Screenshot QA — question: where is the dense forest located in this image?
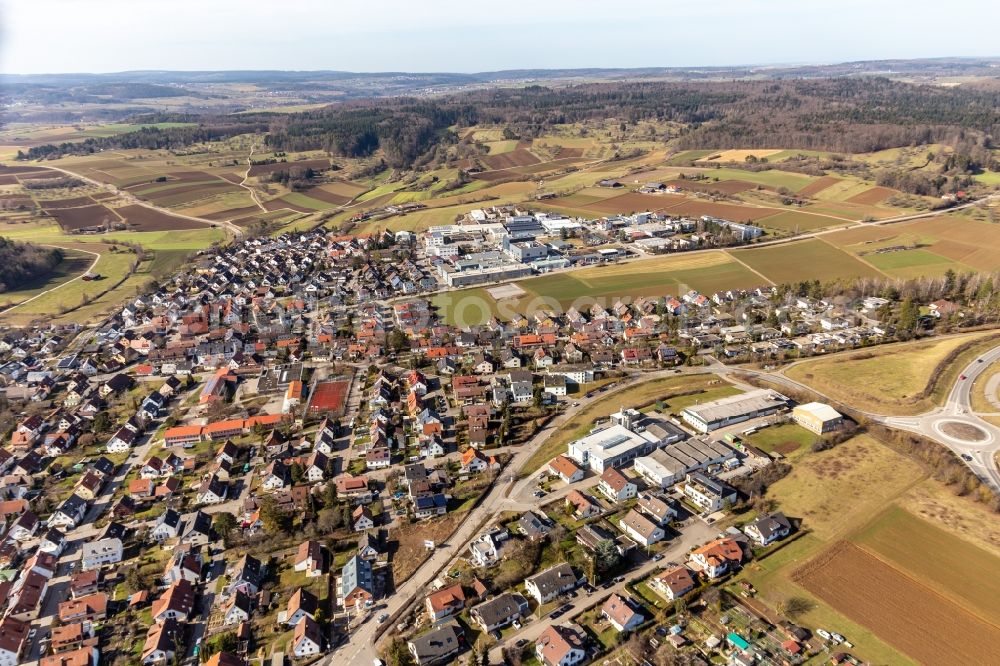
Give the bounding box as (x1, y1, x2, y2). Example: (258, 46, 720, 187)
(19, 77, 1000, 168)
(0, 237, 64, 293)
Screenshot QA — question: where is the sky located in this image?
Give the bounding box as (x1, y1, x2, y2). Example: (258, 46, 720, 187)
(1, 0, 999, 75)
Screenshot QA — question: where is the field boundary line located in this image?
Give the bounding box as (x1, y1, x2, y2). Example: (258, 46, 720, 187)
(724, 250, 776, 286)
(816, 237, 893, 279)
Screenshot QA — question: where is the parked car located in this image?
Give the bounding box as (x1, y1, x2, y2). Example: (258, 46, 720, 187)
(817, 629, 832, 641)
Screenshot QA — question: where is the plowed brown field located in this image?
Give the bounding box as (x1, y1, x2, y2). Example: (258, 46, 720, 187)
(795, 541, 999, 665)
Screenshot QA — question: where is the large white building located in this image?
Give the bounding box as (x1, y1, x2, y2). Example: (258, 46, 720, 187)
(81, 537, 123, 571)
(681, 389, 788, 433)
(567, 408, 667, 473)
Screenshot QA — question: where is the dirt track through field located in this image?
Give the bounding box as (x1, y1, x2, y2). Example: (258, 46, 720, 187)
(795, 541, 1000, 665)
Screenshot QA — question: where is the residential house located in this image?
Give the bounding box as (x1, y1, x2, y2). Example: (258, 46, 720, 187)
(525, 563, 578, 605)
(425, 584, 465, 624)
(535, 624, 588, 666)
(619, 509, 665, 547)
(469, 593, 528, 633)
(649, 566, 696, 602)
(601, 593, 644, 633)
(293, 540, 324, 577)
(598, 468, 636, 503)
(291, 616, 323, 658)
(407, 623, 464, 666)
(743, 512, 792, 546)
(688, 538, 744, 579)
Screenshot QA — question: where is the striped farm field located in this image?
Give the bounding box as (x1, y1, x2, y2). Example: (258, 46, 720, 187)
(728, 238, 884, 284)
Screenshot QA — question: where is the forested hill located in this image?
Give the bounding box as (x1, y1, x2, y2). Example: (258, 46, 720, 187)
(0, 238, 64, 293)
(20, 77, 1000, 167)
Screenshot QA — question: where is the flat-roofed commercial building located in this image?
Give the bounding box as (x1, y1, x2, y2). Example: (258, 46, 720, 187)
(681, 389, 787, 433)
(792, 402, 843, 434)
(634, 438, 736, 489)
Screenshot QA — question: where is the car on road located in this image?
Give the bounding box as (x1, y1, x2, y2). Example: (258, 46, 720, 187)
(377, 613, 389, 623)
(960, 374, 967, 380)
(549, 610, 563, 620)
(652, 554, 664, 561)
(613, 576, 625, 584)
(560, 604, 573, 613)
(961, 453, 974, 461)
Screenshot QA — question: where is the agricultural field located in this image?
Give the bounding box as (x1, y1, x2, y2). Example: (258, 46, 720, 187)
(443, 251, 764, 325)
(728, 238, 884, 284)
(0, 247, 94, 307)
(696, 149, 785, 163)
(851, 506, 1000, 625)
(683, 167, 816, 192)
(48, 204, 121, 231)
(737, 433, 925, 665)
(862, 247, 967, 278)
(784, 330, 1000, 415)
(755, 210, 847, 233)
(795, 541, 999, 665)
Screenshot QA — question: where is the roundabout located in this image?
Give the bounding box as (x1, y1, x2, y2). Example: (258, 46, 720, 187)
(935, 419, 991, 444)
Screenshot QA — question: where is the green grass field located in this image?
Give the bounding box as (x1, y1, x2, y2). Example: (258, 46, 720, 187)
(693, 167, 815, 192)
(728, 239, 884, 284)
(745, 423, 816, 457)
(0, 248, 93, 306)
(784, 330, 1000, 415)
(756, 210, 848, 232)
(863, 248, 967, 278)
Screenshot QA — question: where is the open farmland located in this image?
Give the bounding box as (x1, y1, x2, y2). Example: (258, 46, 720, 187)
(661, 199, 784, 222)
(852, 506, 1000, 625)
(795, 541, 999, 665)
(117, 205, 211, 231)
(247, 158, 330, 177)
(48, 204, 120, 231)
(518, 251, 763, 308)
(863, 248, 966, 278)
(797, 175, 843, 197)
(664, 179, 754, 194)
(683, 167, 816, 192)
(785, 330, 1000, 415)
(573, 192, 685, 214)
(755, 210, 848, 232)
(728, 238, 884, 284)
(697, 149, 784, 163)
(38, 196, 96, 210)
(846, 186, 896, 205)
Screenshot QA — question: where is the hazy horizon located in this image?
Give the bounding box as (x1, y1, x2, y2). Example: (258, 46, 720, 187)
(2, 0, 999, 76)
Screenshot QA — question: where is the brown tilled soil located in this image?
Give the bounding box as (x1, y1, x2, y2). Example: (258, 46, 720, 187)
(795, 541, 1000, 665)
(798, 175, 842, 197)
(39, 197, 96, 210)
(49, 204, 120, 230)
(247, 158, 330, 178)
(117, 204, 209, 230)
(847, 186, 896, 205)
